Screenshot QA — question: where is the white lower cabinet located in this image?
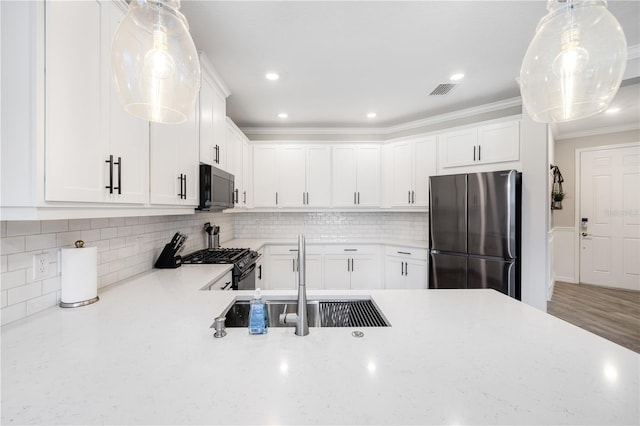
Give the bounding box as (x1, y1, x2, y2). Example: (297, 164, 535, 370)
(324, 245, 382, 289)
(263, 245, 323, 290)
(260, 243, 425, 290)
(384, 246, 428, 289)
(204, 270, 233, 291)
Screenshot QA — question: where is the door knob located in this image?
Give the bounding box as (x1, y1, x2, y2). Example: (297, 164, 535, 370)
(581, 232, 588, 237)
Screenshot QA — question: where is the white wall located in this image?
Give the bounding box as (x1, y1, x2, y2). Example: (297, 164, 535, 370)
(0, 212, 233, 325)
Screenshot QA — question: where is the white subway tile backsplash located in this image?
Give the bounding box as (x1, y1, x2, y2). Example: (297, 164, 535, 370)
(56, 231, 82, 248)
(25, 233, 58, 251)
(1, 290, 6, 308)
(1, 236, 26, 255)
(0, 221, 6, 238)
(41, 220, 68, 233)
(108, 217, 125, 227)
(100, 227, 118, 240)
(42, 276, 61, 294)
(124, 217, 139, 226)
(80, 229, 101, 243)
(8, 282, 42, 305)
(68, 219, 92, 231)
(1, 256, 7, 273)
(1, 303, 26, 325)
(90, 218, 109, 229)
(6, 221, 41, 236)
(26, 292, 58, 316)
(1, 270, 27, 290)
(7, 250, 40, 272)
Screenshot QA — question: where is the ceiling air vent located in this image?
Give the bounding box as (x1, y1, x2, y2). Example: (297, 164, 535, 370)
(429, 83, 457, 96)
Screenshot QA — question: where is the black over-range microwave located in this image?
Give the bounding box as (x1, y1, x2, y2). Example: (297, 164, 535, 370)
(197, 164, 235, 211)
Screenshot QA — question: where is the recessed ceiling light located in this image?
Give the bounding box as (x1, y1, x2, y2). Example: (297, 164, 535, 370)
(605, 107, 621, 114)
(449, 73, 465, 81)
(367, 112, 377, 119)
(265, 72, 279, 81)
(278, 113, 288, 118)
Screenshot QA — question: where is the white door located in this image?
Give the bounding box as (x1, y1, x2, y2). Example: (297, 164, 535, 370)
(350, 255, 382, 289)
(355, 146, 381, 207)
(404, 259, 427, 289)
(414, 137, 437, 207)
(45, 0, 107, 203)
(253, 146, 279, 207)
(477, 121, 520, 164)
(199, 74, 216, 165)
(177, 108, 200, 206)
(306, 146, 332, 207)
(242, 140, 252, 207)
(391, 141, 413, 207)
(278, 146, 306, 207)
(268, 255, 297, 290)
(384, 256, 405, 289)
(324, 256, 351, 289)
(580, 145, 640, 291)
(332, 147, 357, 207)
(305, 254, 324, 289)
(438, 128, 477, 168)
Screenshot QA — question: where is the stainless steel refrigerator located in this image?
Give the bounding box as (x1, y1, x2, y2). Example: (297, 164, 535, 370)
(429, 170, 521, 299)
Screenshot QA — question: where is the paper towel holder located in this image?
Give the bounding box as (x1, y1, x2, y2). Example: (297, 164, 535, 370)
(59, 241, 100, 308)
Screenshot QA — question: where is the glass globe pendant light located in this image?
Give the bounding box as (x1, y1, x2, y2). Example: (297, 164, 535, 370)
(520, 0, 627, 123)
(111, 0, 201, 124)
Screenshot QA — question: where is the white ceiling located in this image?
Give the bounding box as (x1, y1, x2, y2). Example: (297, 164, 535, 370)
(181, 1, 640, 136)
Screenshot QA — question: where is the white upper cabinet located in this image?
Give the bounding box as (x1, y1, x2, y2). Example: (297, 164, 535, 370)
(390, 136, 436, 208)
(45, 1, 149, 205)
(149, 107, 199, 206)
(198, 54, 229, 169)
(438, 120, 520, 169)
(332, 145, 381, 207)
(241, 139, 252, 207)
(252, 144, 331, 208)
(305, 146, 332, 207)
(253, 146, 280, 207)
(278, 146, 307, 207)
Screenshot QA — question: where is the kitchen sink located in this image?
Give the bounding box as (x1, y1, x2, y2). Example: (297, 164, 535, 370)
(217, 297, 390, 328)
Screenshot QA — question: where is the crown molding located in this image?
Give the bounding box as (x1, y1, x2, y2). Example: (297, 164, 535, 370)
(241, 97, 522, 137)
(555, 122, 640, 140)
(628, 44, 640, 60)
(199, 52, 231, 97)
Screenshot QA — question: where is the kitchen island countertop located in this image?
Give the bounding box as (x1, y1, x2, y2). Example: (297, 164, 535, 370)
(1, 266, 638, 425)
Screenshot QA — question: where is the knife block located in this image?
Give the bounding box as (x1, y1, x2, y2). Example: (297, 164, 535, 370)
(154, 244, 182, 269)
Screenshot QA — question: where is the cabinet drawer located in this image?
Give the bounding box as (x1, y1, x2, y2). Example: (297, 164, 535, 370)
(385, 246, 428, 259)
(204, 270, 233, 291)
(324, 244, 379, 255)
(268, 244, 323, 255)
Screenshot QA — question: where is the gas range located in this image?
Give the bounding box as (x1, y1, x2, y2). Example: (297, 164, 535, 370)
(181, 248, 260, 290)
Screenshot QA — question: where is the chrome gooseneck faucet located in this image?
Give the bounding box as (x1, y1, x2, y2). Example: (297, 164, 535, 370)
(279, 234, 309, 336)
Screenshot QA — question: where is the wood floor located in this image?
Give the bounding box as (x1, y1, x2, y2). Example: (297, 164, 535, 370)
(548, 281, 640, 354)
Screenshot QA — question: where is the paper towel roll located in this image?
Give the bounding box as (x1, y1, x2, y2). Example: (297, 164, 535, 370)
(60, 246, 99, 308)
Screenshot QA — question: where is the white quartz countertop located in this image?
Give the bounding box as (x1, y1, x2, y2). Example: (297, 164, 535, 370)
(2, 266, 638, 425)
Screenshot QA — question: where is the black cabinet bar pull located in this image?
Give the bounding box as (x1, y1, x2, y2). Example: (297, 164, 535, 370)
(411, 191, 415, 204)
(354, 192, 357, 205)
(177, 174, 183, 198)
(408, 191, 411, 204)
(243, 190, 247, 204)
(478, 145, 481, 162)
(400, 262, 404, 276)
(357, 192, 360, 205)
(306, 192, 309, 205)
(114, 156, 122, 195)
(222, 281, 232, 290)
(105, 155, 114, 194)
(275, 192, 278, 205)
(183, 175, 187, 199)
(397, 251, 411, 255)
(351, 258, 355, 272)
(473, 146, 476, 162)
(405, 262, 408, 276)
(344, 249, 357, 252)
(258, 265, 262, 280)
(235, 188, 239, 204)
(303, 192, 306, 204)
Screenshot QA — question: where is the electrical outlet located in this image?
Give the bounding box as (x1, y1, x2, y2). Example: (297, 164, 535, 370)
(33, 253, 50, 280)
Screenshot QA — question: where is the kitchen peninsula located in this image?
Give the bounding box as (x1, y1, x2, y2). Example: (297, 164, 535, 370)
(1, 265, 638, 425)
